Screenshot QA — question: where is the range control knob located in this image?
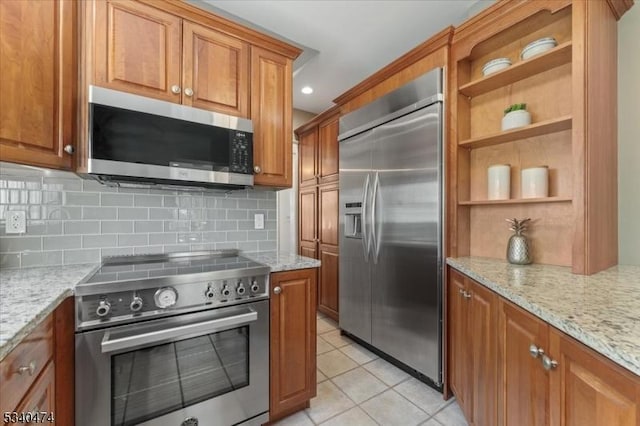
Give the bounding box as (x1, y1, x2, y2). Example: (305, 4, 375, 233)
(96, 300, 111, 317)
(250, 280, 260, 293)
(236, 281, 246, 296)
(205, 285, 216, 300)
(221, 285, 231, 298)
(130, 296, 143, 312)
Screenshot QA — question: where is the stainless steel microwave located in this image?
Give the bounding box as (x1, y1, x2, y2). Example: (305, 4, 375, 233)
(84, 86, 254, 191)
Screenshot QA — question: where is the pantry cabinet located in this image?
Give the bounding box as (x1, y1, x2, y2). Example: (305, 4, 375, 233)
(297, 113, 340, 188)
(448, 266, 640, 426)
(269, 269, 317, 422)
(0, 0, 77, 170)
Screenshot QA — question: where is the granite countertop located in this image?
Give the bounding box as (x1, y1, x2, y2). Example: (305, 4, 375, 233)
(0, 263, 98, 361)
(244, 251, 321, 272)
(447, 256, 640, 377)
(0, 251, 319, 361)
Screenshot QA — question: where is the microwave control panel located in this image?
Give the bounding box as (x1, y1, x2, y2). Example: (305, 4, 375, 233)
(230, 131, 253, 174)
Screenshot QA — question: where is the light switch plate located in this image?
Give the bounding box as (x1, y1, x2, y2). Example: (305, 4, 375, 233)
(7, 211, 26, 234)
(254, 213, 264, 230)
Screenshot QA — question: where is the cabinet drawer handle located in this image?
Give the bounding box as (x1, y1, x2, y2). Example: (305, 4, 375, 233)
(541, 354, 558, 370)
(171, 85, 181, 94)
(254, 165, 262, 174)
(462, 291, 472, 299)
(64, 144, 75, 155)
(184, 88, 194, 97)
(273, 286, 282, 295)
(529, 344, 544, 359)
(458, 289, 465, 295)
(17, 361, 36, 376)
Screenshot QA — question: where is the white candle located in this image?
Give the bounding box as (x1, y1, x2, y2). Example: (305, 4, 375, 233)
(487, 164, 511, 200)
(521, 166, 549, 198)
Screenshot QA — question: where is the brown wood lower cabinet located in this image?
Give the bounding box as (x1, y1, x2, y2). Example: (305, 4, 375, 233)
(448, 266, 640, 426)
(0, 297, 74, 425)
(270, 268, 317, 422)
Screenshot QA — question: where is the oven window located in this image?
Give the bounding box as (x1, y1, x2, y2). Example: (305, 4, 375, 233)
(111, 326, 249, 426)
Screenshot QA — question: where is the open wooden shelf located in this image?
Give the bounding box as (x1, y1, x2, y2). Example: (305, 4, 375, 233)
(459, 41, 572, 97)
(459, 115, 572, 149)
(459, 196, 572, 206)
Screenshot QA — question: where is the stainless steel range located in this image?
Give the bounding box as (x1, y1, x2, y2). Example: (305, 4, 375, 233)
(74, 250, 270, 426)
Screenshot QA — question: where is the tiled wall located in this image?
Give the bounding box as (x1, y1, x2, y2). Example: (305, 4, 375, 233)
(0, 162, 277, 268)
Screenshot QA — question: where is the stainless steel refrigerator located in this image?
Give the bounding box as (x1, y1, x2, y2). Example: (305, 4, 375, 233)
(338, 68, 443, 387)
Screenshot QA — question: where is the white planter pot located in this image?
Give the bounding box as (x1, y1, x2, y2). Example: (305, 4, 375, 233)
(502, 110, 531, 131)
(487, 164, 511, 200)
(521, 166, 549, 198)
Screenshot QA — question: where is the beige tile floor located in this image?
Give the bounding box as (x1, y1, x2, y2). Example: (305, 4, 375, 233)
(274, 314, 469, 426)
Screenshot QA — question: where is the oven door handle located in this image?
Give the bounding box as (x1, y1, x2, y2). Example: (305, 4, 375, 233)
(100, 308, 257, 354)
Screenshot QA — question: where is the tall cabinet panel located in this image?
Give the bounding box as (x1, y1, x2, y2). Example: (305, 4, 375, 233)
(0, 0, 76, 170)
(182, 21, 249, 117)
(93, 0, 182, 102)
(298, 187, 318, 260)
(318, 183, 339, 320)
(251, 46, 293, 187)
(318, 118, 339, 183)
(299, 128, 318, 187)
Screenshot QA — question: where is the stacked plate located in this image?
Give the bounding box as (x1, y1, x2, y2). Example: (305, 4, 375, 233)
(521, 37, 557, 60)
(482, 58, 512, 76)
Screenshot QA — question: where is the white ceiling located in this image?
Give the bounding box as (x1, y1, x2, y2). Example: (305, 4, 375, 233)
(195, 1, 493, 114)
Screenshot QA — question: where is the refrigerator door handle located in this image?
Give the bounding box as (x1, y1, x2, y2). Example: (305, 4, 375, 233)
(362, 174, 371, 261)
(372, 172, 380, 264)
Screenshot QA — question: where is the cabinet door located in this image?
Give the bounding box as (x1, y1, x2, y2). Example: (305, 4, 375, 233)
(318, 117, 339, 183)
(498, 300, 549, 426)
(299, 128, 318, 187)
(447, 269, 471, 419)
(93, 0, 182, 102)
(298, 186, 317, 257)
(549, 328, 640, 426)
(182, 21, 249, 117)
(15, 362, 55, 425)
(318, 246, 339, 321)
(0, 0, 76, 170)
(469, 279, 497, 426)
(270, 269, 317, 421)
(251, 46, 293, 187)
(319, 183, 339, 247)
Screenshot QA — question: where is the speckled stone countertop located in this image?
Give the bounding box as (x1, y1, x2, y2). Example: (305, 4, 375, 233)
(244, 251, 321, 272)
(447, 256, 640, 376)
(0, 264, 98, 361)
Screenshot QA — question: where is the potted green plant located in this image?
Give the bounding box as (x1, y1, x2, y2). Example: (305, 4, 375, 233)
(501, 103, 531, 131)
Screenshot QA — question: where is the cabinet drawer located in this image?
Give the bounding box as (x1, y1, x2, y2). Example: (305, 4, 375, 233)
(14, 361, 55, 426)
(0, 315, 54, 413)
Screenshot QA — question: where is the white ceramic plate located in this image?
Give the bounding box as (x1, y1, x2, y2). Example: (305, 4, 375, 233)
(482, 58, 512, 76)
(521, 37, 557, 60)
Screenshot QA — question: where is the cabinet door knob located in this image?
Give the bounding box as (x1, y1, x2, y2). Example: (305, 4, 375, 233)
(171, 85, 181, 94)
(458, 288, 465, 295)
(17, 361, 36, 376)
(273, 286, 282, 295)
(254, 165, 262, 174)
(463, 291, 472, 299)
(529, 344, 544, 359)
(64, 144, 75, 154)
(541, 354, 558, 370)
(184, 88, 194, 97)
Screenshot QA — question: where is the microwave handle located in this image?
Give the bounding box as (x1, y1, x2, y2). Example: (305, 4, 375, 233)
(101, 308, 257, 354)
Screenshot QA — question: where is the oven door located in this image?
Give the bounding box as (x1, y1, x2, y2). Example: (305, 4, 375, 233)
(76, 300, 269, 426)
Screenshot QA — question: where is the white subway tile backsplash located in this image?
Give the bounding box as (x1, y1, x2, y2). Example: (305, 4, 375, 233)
(0, 236, 42, 252)
(0, 162, 276, 268)
(43, 235, 81, 250)
(64, 221, 100, 234)
(102, 221, 134, 234)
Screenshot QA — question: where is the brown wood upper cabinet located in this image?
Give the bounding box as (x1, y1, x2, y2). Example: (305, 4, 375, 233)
(92, 0, 249, 117)
(298, 115, 340, 187)
(270, 269, 317, 422)
(0, 0, 76, 170)
(299, 128, 319, 187)
(251, 46, 293, 187)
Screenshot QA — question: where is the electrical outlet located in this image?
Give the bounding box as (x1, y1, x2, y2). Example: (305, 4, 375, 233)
(7, 211, 26, 234)
(254, 213, 264, 230)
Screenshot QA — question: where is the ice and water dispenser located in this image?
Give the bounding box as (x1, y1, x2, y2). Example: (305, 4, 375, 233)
(344, 202, 363, 238)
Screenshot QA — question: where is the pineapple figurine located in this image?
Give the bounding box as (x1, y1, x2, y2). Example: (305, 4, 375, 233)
(506, 218, 532, 265)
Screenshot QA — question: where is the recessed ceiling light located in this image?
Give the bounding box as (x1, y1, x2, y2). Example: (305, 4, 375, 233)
(301, 86, 313, 95)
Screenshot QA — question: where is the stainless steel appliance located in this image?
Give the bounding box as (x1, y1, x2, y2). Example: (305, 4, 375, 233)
(75, 250, 270, 426)
(338, 68, 444, 387)
(84, 86, 254, 191)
